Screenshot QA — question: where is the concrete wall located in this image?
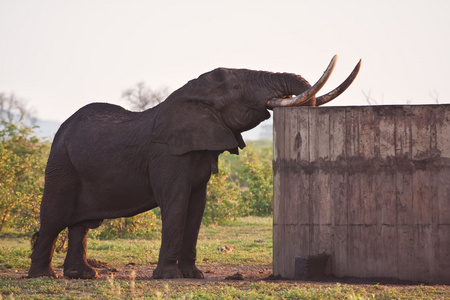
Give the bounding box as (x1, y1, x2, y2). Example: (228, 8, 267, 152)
(273, 105, 450, 284)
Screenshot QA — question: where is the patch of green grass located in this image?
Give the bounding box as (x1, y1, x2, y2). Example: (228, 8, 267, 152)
(0, 239, 32, 269)
(197, 216, 272, 266)
(88, 239, 161, 266)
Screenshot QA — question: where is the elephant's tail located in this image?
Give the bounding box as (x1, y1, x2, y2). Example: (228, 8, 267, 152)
(30, 231, 39, 251)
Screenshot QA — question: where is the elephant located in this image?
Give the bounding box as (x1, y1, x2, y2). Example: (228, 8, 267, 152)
(27, 55, 360, 279)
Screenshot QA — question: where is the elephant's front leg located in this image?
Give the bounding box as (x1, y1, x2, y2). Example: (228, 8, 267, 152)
(178, 184, 207, 279)
(152, 192, 189, 279)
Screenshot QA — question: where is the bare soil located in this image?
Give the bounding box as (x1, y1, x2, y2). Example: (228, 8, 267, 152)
(2, 260, 273, 282)
(97, 264, 273, 281)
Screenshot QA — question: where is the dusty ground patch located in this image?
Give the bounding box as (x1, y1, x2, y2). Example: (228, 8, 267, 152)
(1, 261, 273, 282)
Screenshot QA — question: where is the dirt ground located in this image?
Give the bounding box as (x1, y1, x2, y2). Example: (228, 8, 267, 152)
(2, 259, 273, 282)
(91, 260, 273, 281)
(99, 264, 272, 281)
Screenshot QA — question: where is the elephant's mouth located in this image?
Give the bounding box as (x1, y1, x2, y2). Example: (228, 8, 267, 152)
(234, 106, 271, 133)
(267, 55, 361, 109)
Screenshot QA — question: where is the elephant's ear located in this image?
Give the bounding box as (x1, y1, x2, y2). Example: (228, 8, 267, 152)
(152, 100, 245, 155)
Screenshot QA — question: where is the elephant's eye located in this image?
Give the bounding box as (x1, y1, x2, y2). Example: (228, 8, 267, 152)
(234, 85, 240, 90)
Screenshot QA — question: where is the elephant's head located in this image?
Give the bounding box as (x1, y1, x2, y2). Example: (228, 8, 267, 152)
(154, 55, 360, 155)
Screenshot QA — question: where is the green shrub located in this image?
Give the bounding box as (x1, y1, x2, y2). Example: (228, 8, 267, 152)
(205, 167, 242, 225)
(0, 120, 48, 234)
(203, 140, 273, 225)
(240, 149, 273, 216)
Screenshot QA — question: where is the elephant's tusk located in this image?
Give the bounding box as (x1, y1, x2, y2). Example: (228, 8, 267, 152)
(314, 59, 361, 106)
(267, 55, 337, 108)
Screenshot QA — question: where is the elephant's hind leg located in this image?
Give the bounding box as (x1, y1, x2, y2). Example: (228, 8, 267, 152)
(28, 228, 62, 278)
(63, 224, 98, 279)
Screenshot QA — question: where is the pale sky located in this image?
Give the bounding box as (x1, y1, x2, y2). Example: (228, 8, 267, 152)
(1, 0, 449, 122)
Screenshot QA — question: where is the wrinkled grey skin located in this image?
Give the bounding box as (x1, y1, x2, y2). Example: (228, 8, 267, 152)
(27, 68, 312, 279)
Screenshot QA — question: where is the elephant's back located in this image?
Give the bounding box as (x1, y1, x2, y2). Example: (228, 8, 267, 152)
(48, 103, 157, 170)
(53, 103, 150, 141)
(62, 102, 135, 126)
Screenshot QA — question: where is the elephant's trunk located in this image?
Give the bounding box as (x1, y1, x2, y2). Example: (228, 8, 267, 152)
(267, 55, 361, 109)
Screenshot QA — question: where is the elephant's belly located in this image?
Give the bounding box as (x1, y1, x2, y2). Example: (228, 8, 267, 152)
(76, 181, 157, 220)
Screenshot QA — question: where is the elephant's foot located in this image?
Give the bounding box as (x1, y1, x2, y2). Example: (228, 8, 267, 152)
(152, 263, 183, 279)
(63, 263, 98, 279)
(179, 263, 204, 279)
(27, 263, 58, 278)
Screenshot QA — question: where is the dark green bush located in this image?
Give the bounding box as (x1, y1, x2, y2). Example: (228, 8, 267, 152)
(204, 140, 273, 224)
(0, 120, 48, 234)
(204, 167, 242, 225)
